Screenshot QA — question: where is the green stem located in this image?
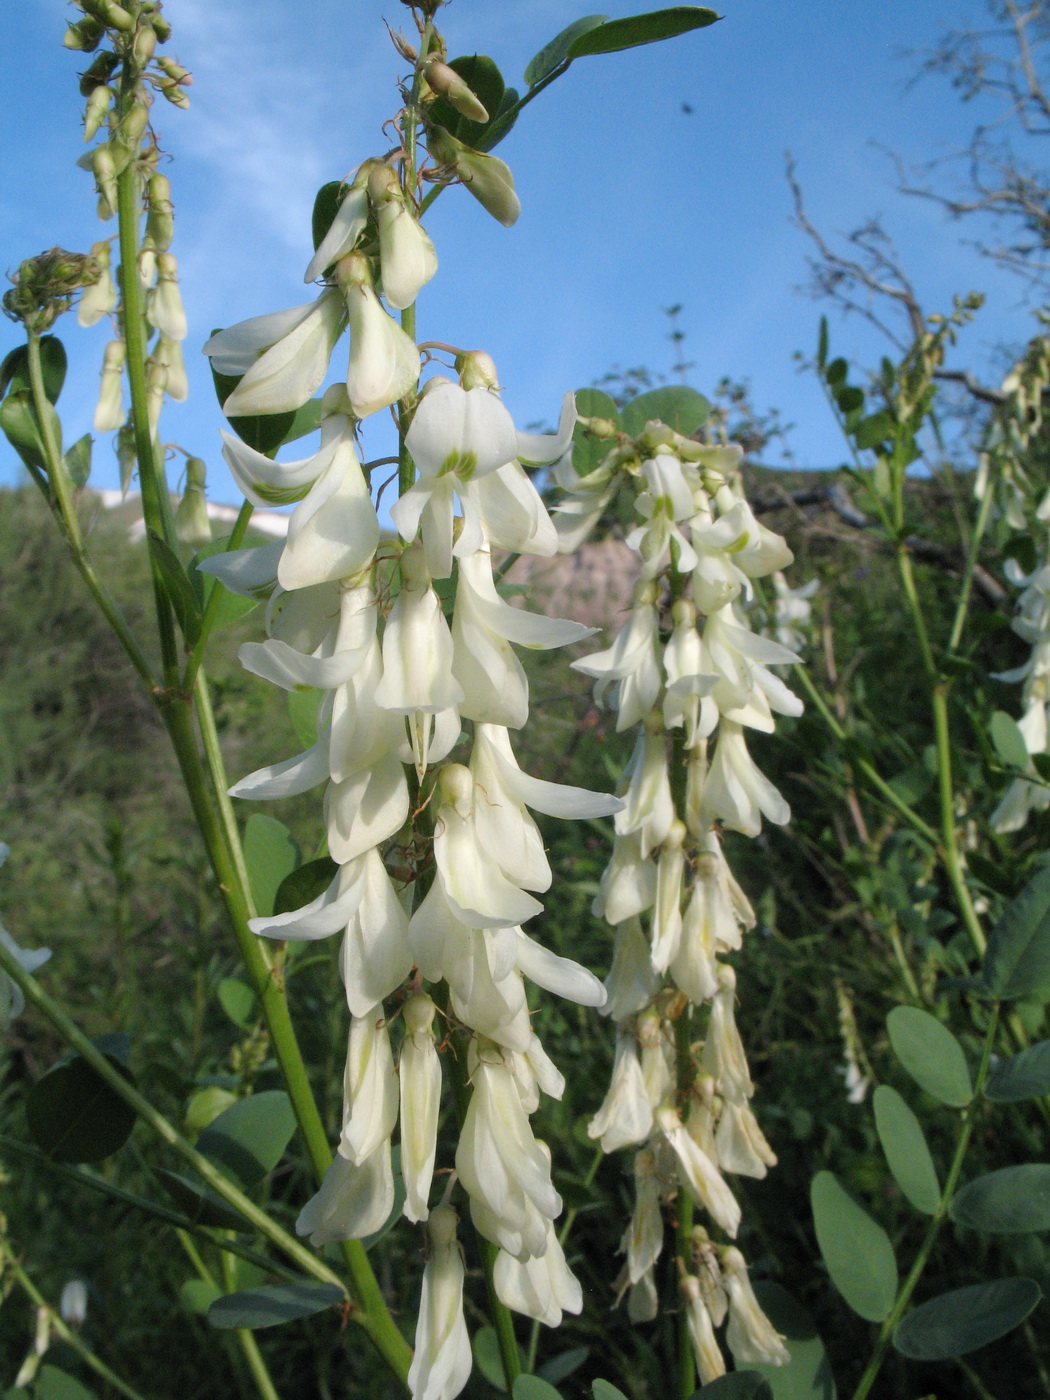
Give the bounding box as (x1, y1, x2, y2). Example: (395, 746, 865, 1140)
(793, 663, 938, 845)
(850, 1002, 1000, 1400)
(182, 498, 256, 693)
(932, 683, 986, 957)
(193, 667, 259, 918)
(896, 546, 937, 682)
(220, 1234, 283, 1400)
(24, 331, 156, 691)
(1, 1247, 151, 1400)
(0, 936, 345, 1289)
(947, 474, 994, 656)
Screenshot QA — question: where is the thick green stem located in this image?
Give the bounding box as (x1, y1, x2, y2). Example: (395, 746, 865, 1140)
(850, 1003, 1000, 1400)
(0, 937, 344, 1289)
(24, 331, 156, 691)
(896, 546, 937, 683)
(1, 1247, 150, 1400)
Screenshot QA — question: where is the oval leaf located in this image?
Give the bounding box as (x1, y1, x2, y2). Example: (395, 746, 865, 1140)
(512, 1378, 563, 1400)
(26, 1048, 136, 1164)
(429, 55, 507, 150)
(274, 856, 338, 917)
(217, 978, 257, 1031)
(991, 710, 1030, 770)
(950, 1164, 1050, 1234)
(312, 180, 346, 253)
(243, 814, 299, 918)
(196, 1090, 297, 1190)
(567, 7, 719, 59)
(620, 385, 711, 437)
(893, 1278, 1041, 1360)
(63, 433, 92, 488)
(35, 1367, 98, 1400)
(592, 1384, 630, 1400)
(985, 1039, 1050, 1102)
(474, 1325, 509, 1392)
(886, 1006, 972, 1107)
(525, 16, 608, 86)
(180, 1278, 222, 1316)
(537, 1350, 589, 1387)
(0, 336, 67, 402)
(748, 1282, 837, 1400)
(982, 864, 1050, 1002)
(208, 1281, 344, 1330)
(811, 1171, 897, 1321)
(873, 1085, 941, 1215)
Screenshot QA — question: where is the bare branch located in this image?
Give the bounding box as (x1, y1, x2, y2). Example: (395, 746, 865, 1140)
(933, 367, 1008, 403)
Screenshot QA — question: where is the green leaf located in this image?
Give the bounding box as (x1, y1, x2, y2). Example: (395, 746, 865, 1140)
(180, 1278, 222, 1315)
(273, 856, 338, 917)
(210, 362, 302, 457)
(281, 396, 325, 446)
(592, 1383, 630, 1400)
(688, 1375, 772, 1399)
(886, 1006, 973, 1106)
(985, 1039, 1050, 1102)
(217, 977, 257, 1031)
(0, 337, 67, 402)
(893, 1278, 1042, 1360)
(991, 710, 1030, 769)
(0, 389, 61, 472)
(429, 55, 508, 151)
(26, 1044, 136, 1164)
(63, 434, 92, 488)
(570, 386, 621, 476)
(147, 530, 203, 647)
(982, 864, 1050, 1002)
(35, 1367, 98, 1400)
(835, 385, 864, 414)
(873, 1085, 941, 1215)
(287, 687, 324, 748)
(816, 317, 828, 371)
(853, 410, 895, 451)
(825, 357, 848, 389)
(208, 1281, 344, 1330)
(536, 1349, 588, 1387)
(620, 385, 711, 437)
(184, 1084, 238, 1134)
(525, 16, 608, 85)
(747, 1282, 837, 1400)
(474, 1326, 509, 1392)
(312, 180, 347, 253)
(950, 1164, 1050, 1234)
(811, 1171, 897, 1321)
(196, 1090, 297, 1190)
(513, 1378, 563, 1400)
(566, 7, 719, 59)
(155, 1169, 246, 1230)
(243, 813, 299, 918)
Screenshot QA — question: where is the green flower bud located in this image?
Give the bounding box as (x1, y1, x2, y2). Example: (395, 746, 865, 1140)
(133, 22, 157, 67)
(101, 2, 134, 32)
(83, 85, 113, 142)
(116, 421, 136, 495)
(456, 349, 499, 390)
(92, 145, 118, 219)
(145, 172, 174, 250)
(175, 457, 212, 548)
(79, 50, 120, 96)
(427, 126, 519, 227)
(156, 56, 192, 86)
(64, 18, 104, 52)
(423, 57, 489, 123)
(151, 14, 172, 42)
(112, 100, 149, 167)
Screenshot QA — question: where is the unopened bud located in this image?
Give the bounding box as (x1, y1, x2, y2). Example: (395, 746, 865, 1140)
(94, 340, 126, 433)
(83, 85, 113, 142)
(403, 992, 437, 1037)
(145, 173, 174, 249)
(91, 145, 118, 219)
(152, 14, 171, 41)
(388, 28, 417, 63)
(59, 1281, 88, 1330)
(133, 22, 157, 67)
(578, 414, 617, 440)
(437, 763, 474, 817)
(145, 357, 167, 434)
(79, 49, 120, 96)
(101, 2, 134, 31)
(156, 56, 193, 86)
(64, 18, 104, 51)
(112, 101, 149, 167)
(175, 457, 212, 548)
(116, 422, 136, 495)
(427, 127, 519, 227)
(456, 349, 499, 391)
(334, 250, 374, 293)
(156, 77, 190, 109)
(424, 58, 489, 123)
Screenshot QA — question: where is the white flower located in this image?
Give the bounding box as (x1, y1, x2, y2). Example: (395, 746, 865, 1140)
(663, 599, 718, 746)
(696, 720, 791, 837)
(619, 1148, 664, 1283)
(399, 993, 442, 1223)
(572, 581, 662, 731)
(772, 571, 819, 652)
(296, 1144, 394, 1245)
(338, 1008, 399, 1166)
(147, 252, 187, 342)
(326, 750, 409, 863)
(602, 917, 659, 1021)
(0, 845, 51, 1033)
(153, 335, 188, 402)
(656, 1105, 740, 1238)
(588, 1032, 652, 1152)
(370, 163, 438, 310)
(78, 242, 116, 327)
(456, 1041, 562, 1260)
(408, 1205, 473, 1400)
(637, 1009, 675, 1110)
(59, 1281, 88, 1329)
(337, 252, 421, 418)
(553, 459, 619, 554)
(494, 1220, 582, 1326)
(650, 820, 686, 973)
(204, 291, 346, 417)
(337, 850, 412, 1016)
(626, 453, 699, 578)
(94, 340, 126, 432)
(702, 964, 753, 1102)
(723, 1247, 790, 1367)
(593, 834, 656, 928)
(304, 178, 370, 284)
(615, 724, 675, 858)
(681, 1275, 727, 1385)
(715, 1099, 777, 1179)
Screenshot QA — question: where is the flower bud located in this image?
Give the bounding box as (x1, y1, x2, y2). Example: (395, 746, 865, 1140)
(111, 101, 149, 171)
(152, 334, 187, 400)
(424, 58, 489, 122)
(133, 22, 157, 67)
(152, 14, 172, 41)
(428, 126, 520, 227)
(175, 457, 212, 549)
(83, 85, 113, 142)
(456, 349, 499, 390)
(59, 1281, 88, 1330)
(157, 56, 193, 86)
(77, 241, 117, 327)
(92, 145, 118, 220)
(94, 340, 126, 432)
(146, 173, 174, 250)
(79, 50, 120, 96)
(148, 251, 187, 341)
(64, 18, 104, 51)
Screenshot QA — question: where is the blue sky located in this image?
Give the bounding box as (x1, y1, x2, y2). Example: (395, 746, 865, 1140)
(1, 0, 1035, 502)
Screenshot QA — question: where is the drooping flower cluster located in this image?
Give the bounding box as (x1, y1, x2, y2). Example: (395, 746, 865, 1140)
(203, 166, 626, 1394)
(555, 424, 795, 1380)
